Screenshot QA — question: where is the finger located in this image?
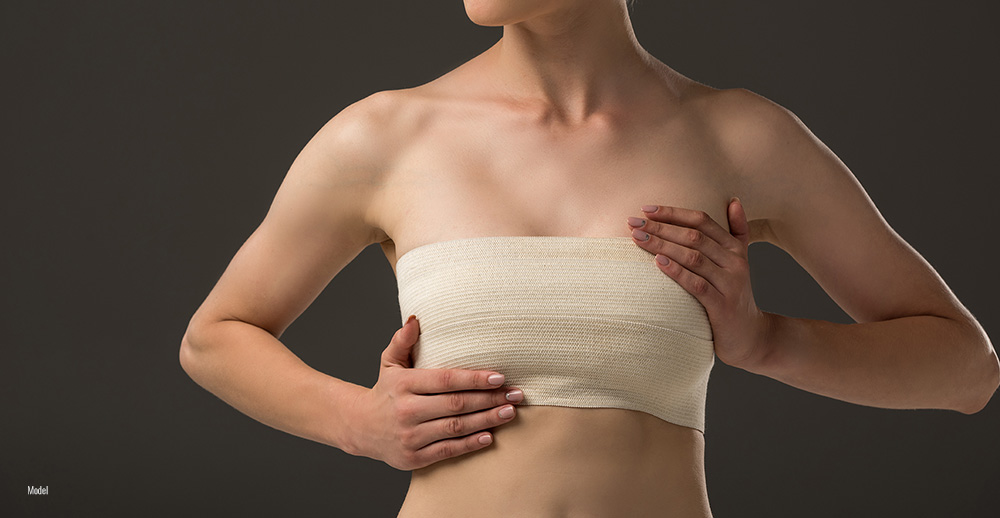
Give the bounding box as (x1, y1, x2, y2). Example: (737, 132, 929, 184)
(728, 197, 750, 249)
(404, 367, 508, 395)
(417, 401, 517, 448)
(410, 386, 523, 423)
(410, 401, 516, 454)
(640, 204, 742, 252)
(381, 314, 420, 369)
(409, 428, 496, 469)
(628, 216, 733, 268)
(634, 228, 730, 292)
(653, 253, 723, 308)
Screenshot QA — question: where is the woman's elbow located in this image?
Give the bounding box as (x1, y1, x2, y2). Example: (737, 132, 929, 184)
(179, 330, 201, 380)
(957, 349, 1000, 415)
(178, 318, 212, 379)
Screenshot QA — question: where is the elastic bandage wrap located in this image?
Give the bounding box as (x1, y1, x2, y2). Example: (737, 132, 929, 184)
(396, 236, 716, 433)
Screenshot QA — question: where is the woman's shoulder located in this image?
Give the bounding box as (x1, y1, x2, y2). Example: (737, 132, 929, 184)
(645, 66, 798, 148)
(330, 88, 430, 145)
(312, 86, 447, 183)
(696, 86, 804, 151)
(338, 85, 463, 151)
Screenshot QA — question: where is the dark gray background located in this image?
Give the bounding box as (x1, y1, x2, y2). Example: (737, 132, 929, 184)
(4, 1, 998, 516)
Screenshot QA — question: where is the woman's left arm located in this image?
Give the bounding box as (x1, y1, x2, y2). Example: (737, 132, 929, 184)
(631, 89, 998, 414)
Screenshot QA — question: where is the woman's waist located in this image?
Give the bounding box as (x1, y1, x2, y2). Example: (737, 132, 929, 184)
(401, 406, 711, 517)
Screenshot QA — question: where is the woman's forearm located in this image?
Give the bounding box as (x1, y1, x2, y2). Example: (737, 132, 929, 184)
(741, 311, 999, 414)
(179, 319, 368, 454)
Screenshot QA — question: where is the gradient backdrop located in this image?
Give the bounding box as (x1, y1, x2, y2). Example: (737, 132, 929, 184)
(4, 1, 998, 516)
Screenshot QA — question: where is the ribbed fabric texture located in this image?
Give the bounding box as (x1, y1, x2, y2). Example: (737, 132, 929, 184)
(396, 236, 716, 433)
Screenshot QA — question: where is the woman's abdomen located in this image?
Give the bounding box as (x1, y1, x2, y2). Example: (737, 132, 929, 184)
(396, 405, 713, 518)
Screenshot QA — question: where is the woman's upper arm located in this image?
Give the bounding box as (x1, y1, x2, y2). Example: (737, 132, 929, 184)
(725, 89, 970, 324)
(188, 95, 391, 339)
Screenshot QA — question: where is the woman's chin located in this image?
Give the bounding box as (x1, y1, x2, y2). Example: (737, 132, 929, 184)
(463, 0, 545, 27)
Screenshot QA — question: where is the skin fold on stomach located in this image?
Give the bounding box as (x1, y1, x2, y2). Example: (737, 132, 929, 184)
(396, 405, 713, 518)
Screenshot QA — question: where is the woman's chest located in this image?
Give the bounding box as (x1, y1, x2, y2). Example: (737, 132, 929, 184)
(372, 115, 739, 271)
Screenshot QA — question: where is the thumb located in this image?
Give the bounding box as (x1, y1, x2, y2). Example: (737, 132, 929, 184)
(381, 314, 420, 369)
(728, 197, 750, 247)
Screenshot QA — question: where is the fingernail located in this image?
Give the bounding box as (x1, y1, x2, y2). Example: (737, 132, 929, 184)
(478, 433, 493, 445)
(641, 205, 658, 212)
(488, 373, 505, 385)
(626, 216, 645, 227)
(406, 314, 416, 325)
(505, 389, 523, 402)
(731, 197, 740, 204)
(632, 229, 650, 241)
(656, 254, 670, 265)
(498, 405, 515, 418)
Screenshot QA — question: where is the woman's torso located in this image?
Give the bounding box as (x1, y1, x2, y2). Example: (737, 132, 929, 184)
(363, 54, 758, 517)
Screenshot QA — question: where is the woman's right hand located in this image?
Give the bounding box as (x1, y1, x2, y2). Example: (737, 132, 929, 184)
(347, 315, 524, 471)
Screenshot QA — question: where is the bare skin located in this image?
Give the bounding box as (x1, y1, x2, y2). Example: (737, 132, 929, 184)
(180, 0, 996, 517)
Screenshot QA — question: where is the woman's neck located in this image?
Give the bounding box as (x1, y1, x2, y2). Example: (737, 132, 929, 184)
(486, 1, 656, 124)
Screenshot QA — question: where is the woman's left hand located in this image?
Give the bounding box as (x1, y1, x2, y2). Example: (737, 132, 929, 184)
(626, 199, 773, 370)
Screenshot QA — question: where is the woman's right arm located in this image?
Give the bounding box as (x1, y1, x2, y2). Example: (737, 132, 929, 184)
(178, 96, 387, 454)
(178, 93, 523, 469)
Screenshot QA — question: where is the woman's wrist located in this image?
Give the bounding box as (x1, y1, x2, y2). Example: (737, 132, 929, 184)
(729, 310, 782, 375)
(323, 378, 371, 456)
